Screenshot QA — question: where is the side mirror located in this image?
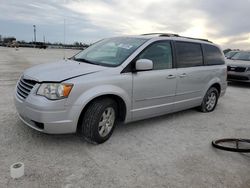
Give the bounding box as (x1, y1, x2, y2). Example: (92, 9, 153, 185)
(135, 59, 153, 71)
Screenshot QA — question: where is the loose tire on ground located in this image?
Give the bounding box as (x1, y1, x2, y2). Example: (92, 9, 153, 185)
(80, 98, 118, 144)
(212, 138, 250, 152)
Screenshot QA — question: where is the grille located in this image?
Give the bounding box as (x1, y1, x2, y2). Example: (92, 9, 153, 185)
(227, 75, 249, 81)
(227, 66, 247, 72)
(16, 77, 37, 100)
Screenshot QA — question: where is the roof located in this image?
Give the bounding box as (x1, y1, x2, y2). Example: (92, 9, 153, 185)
(137, 33, 213, 43)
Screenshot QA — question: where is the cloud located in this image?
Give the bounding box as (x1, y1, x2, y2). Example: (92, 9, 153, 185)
(63, 0, 205, 35)
(0, 0, 249, 49)
(191, 0, 250, 49)
(195, 0, 250, 36)
(0, 0, 107, 43)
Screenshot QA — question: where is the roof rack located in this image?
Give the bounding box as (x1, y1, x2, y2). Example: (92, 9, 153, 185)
(141, 33, 180, 37)
(141, 33, 212, 43)
(179, 36, 212, 43)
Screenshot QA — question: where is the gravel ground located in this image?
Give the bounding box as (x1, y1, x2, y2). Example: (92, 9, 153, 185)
(1, 47, 250, 188)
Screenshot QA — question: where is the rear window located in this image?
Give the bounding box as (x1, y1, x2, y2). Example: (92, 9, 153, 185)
(203, 44, 225, 65)
(175, 42, 203, 68)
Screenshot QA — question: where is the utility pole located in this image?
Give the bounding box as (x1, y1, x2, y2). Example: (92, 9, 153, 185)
(63, 19, 66, 59)
(33, 25, 36, 43)
(63, 19, 66, 47)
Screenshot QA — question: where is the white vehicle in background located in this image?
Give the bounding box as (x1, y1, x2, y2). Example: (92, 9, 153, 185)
(14, 33, 227, 144)
(227, 51, 250, 82)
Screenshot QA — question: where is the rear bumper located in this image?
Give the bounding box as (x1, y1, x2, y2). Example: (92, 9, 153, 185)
(14, 91, 81, 134)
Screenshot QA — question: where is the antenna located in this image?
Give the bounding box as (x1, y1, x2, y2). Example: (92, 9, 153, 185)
(63, 18, 66, 60)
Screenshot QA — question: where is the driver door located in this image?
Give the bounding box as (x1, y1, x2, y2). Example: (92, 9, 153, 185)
(132, 41, 177, 121)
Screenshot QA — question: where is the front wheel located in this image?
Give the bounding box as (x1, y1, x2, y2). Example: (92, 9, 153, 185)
(199, 87, 219, 112)
(80, 98, 117, 144)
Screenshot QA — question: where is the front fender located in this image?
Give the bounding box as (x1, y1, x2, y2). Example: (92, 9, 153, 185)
(72, 85, 132, 122)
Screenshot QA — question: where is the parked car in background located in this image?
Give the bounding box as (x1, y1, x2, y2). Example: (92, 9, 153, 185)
(33, 42, 47, 49)
(14, 33, 227, 144)
(227, 51, 250, 82)
(6, 40, 19, 48)
(225, 50, 239, 59)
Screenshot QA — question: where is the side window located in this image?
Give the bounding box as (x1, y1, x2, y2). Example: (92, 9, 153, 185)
(203, 44, 225, 65)
(138, 41, 172, 70)
(175, 42, 203, 68)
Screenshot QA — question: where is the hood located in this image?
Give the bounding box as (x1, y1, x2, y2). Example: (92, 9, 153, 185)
(23, 60, 106, 82)
(226, 59, 250, 67)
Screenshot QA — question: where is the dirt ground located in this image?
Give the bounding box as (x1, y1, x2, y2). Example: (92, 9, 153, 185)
(0, 47, 250, 188)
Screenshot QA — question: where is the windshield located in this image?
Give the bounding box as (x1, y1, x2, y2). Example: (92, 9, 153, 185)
(73, 37, 148, 67)
(231, 51, 250, 61)
(225, 51, 238, 58)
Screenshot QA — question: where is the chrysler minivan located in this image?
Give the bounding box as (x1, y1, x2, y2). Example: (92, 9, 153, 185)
(14, 33, 227, 144)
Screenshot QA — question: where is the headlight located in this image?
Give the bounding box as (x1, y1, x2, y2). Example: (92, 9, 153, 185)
(37, 83, 73, 100)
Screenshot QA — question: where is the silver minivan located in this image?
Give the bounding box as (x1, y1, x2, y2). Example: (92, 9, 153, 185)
(14, 33, 227, 144)
(227, 51, 250, 82)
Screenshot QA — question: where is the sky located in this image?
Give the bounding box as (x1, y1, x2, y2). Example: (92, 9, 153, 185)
(0, 0, 250, 49)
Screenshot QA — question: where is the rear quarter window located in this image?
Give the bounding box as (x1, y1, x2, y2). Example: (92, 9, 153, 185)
(203, 44, 225, 65)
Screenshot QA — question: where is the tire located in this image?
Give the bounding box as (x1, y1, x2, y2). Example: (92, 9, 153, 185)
(80, 98, 117, 144)
(199, 87, 219, 112)
(212, 138, 250, 153)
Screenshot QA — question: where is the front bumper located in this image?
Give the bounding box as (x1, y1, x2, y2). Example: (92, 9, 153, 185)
(227, 71, 250, 82)
(14, 87, 81, 134)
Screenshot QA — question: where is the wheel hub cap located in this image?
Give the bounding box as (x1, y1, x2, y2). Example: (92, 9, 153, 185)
(206, 92, 216, 111)
(98, 107, 115, 137)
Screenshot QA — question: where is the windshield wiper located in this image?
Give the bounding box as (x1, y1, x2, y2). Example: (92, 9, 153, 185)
(73, 58, 97, 64)
(72, 58, 108, 67)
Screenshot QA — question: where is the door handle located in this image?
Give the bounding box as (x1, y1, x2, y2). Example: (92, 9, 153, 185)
(179, 73, 187, 78)
(166, 75, 176, 79)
